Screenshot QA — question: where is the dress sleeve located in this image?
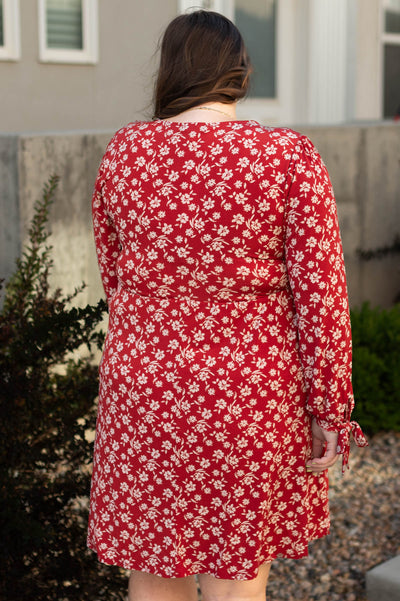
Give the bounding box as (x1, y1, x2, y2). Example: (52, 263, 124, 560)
(284, 134, 368, 470)
(92, 151, 120, 304)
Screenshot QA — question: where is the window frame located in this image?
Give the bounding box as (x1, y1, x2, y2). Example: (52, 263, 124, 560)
(380, 0, 400, 117)
(0, 0, 21, 61)
(177, 0, 294, 125)
(178, 0, 232, 16)
(38, 0, 99, 64)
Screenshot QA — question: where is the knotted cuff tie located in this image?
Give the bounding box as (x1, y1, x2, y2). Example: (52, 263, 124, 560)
(336, 420, 368, 473)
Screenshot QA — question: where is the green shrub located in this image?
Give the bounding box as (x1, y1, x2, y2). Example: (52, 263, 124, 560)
(0, 176, 126, 600)
(351, 302, 400, 434)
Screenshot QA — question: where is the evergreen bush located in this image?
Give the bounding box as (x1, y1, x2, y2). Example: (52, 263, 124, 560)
(351, 302, 400, 434)
(0, 176, 127, 600)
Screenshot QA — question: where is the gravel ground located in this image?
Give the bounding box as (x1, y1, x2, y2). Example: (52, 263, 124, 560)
(265, 431, 400, 601)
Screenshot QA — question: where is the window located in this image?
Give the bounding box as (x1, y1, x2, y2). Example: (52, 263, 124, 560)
(38, 0, 98, 64)
(178, 0, 276, 99)
(382, 0, 400, 118)
(0, 0, 20, 61)
(384, 0, 400, 32)
(0, 1, 3, 47)
(235, 0, 276, 99)
(178, 0, 293, 124)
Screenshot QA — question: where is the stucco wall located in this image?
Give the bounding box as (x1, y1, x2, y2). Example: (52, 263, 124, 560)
(1, 123, 399, 309)
(0, 0, 176, 133)
(0, 0, 385, 133)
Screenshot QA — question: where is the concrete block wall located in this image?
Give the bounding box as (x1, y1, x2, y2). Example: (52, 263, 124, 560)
(302, 123, 400, 308)
(1, 131, 112, 307)
(1, 123, 399, 309)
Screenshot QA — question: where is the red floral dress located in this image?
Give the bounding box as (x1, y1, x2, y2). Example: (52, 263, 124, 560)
(87, 120, 367, 579)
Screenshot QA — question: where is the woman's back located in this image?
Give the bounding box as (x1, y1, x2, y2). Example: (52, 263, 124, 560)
(88, 10, 367, 596)
(88, 119, 357, 578)
(94, 120, 305, 301)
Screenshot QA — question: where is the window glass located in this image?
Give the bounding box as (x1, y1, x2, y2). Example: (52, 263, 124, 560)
(46, 0, 83, 50)
(0, 0, 4, 47)
(235, 0, 276, 98)
(384, 0, 400, 34)
(383, 44, 400, 117)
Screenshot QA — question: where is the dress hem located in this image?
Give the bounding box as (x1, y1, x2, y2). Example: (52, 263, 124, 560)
(87, 527, 330, 580)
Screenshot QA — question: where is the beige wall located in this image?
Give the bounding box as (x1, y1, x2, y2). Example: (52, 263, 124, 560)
(0, 0, 388, 133)
(0, 0, 176, 133)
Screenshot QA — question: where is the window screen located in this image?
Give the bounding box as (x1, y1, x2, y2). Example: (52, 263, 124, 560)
(46, 0, 83, 50)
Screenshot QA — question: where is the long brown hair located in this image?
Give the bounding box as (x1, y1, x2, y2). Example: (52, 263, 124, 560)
(153, 10, 252, 119)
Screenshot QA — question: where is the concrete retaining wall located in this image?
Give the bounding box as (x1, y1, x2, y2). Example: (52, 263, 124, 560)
(1, 123, 399, 308)
(302, 123, 400, 308)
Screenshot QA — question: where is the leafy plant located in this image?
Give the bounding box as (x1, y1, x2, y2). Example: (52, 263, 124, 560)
(0, 176, 127, 600)
(351, 302, 400, 434)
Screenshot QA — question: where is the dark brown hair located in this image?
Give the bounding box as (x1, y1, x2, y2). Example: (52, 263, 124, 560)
(153, 10, 252, 119)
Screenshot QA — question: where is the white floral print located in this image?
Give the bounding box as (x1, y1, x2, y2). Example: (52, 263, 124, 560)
(87, 120, 367, 580)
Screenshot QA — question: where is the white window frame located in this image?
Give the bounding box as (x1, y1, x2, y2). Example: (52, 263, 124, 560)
(178, 0, 294, 125)
(380, 0, 400, 117)
(0, 0, 21, 61)
(38, 0, 98, 64)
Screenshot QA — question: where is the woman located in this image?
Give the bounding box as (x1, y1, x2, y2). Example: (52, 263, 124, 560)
(88, 10, 367, 601)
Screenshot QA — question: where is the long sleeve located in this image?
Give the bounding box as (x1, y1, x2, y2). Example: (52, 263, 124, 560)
(284, 135, 367, 469)
(92, 155, 120, 303)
